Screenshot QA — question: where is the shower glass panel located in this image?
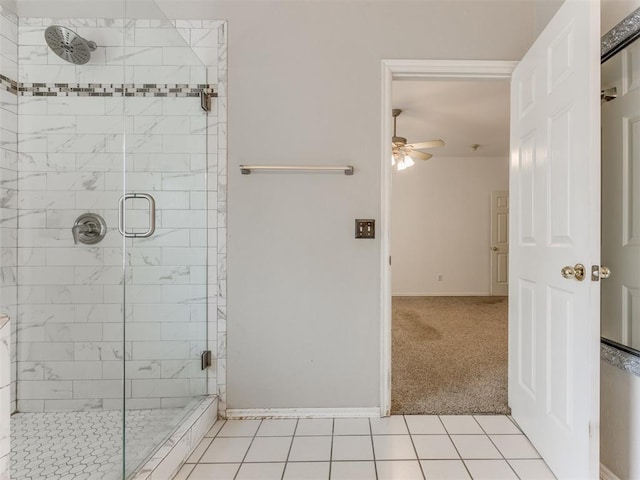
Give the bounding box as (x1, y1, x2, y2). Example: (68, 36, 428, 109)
(8, 0, 209, 477)
(121, 1, 209, 476)
(13, 3, 129, 479)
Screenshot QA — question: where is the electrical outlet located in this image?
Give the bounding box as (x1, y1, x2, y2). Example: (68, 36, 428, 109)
(355, 219, 375, 239)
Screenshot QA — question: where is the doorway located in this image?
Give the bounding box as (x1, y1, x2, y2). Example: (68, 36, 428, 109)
(380, 1, 602, 469)
(389, 78, 511, 414)
(379, 60, 518, 417)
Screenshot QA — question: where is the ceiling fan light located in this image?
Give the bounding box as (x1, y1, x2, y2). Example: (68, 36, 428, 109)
(390, 109, 444, 169)
(404, 155, 415, 167)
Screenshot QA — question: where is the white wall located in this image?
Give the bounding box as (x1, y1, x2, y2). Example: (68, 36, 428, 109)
(0, 0, 15, 14)
(391, 156, 508, 296)
(602, 0, 640, 33)
(16, 0, 537, 411)
(150, 1, 535, 411)
(537, 0, 640, 38)
(533, 0, 563, 37)
(601, 361, 640, 479)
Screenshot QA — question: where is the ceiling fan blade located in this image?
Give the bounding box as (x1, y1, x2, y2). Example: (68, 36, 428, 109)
(409, 150, 433, 161)
(408, 139, 445, 150)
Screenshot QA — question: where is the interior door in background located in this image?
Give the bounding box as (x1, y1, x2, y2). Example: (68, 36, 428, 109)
(509, 0, 600, 478)
(491, 190, 509, 296)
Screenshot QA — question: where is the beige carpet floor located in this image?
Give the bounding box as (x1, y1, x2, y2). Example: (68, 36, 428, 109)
(392, 296, 510, 415)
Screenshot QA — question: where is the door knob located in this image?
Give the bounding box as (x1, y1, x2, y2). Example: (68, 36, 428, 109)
(561, 263, 586, 281)
(591, 265, 611, 281)
(491, 246, 498, 251)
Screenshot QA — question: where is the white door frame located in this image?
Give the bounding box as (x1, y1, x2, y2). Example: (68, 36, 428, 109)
(380, 59, 518, 416)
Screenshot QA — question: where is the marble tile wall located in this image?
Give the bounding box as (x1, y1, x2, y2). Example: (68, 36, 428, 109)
(209, 21, 227, 418)
(132, 396, 218, 479)
(18, 17, 207, 86)
(9, 17, 227, 413)
(1, 314, 11, 480)
(0, 5, 18, 479)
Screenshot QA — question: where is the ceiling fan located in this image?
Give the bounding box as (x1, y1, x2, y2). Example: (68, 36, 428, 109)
(392, 108, 445, 170)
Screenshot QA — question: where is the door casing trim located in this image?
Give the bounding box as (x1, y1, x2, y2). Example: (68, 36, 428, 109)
(379, 59, 518, 415)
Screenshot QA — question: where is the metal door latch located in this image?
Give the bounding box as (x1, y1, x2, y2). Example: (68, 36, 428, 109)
(591, 265, 611, 281)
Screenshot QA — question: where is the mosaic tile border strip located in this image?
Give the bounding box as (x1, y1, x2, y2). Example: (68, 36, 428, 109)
(601, 342, 640, 377)
(0, 74, 18, 95)
(602, 7, 640, 61)
(0, 74, 216, 98)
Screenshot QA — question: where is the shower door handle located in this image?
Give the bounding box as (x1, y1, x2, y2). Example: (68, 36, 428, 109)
(118, 193, 156, 238)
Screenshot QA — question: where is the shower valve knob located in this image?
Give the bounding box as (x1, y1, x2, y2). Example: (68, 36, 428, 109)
(72, 213, 107, 245)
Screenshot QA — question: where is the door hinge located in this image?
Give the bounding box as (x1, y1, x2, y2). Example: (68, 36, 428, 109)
(200, 90, 213, 112)
(201, 350, 212, 370)
(601, 87, 617, 102)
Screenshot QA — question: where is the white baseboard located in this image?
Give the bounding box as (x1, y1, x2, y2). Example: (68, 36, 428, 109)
(225, 407, 381, 419)
(391, 292, 492, 297)
(600, 464, 621, 480)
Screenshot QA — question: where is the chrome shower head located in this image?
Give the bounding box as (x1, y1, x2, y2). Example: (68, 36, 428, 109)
(44, 25, 97, 65)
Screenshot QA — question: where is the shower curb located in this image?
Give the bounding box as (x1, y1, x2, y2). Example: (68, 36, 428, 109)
(131, 395, 218, 480)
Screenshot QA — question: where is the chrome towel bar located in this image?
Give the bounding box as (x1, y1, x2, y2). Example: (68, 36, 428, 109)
(240, 165, 354, 175)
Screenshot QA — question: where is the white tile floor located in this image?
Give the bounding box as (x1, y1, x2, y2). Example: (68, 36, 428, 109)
(173, 415, 556, 480)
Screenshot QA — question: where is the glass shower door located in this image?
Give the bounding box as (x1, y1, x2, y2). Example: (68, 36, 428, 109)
(12, 5, 130, 480)
(8, 1, 212, 478)
(120, 6, 209, 475)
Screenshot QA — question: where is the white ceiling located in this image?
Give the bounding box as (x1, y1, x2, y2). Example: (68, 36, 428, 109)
(391, 78, 511, 158)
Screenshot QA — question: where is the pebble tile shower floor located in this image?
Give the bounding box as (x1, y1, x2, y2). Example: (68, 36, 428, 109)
(177, 415, 557, 480)
(11, 408, 183, 479)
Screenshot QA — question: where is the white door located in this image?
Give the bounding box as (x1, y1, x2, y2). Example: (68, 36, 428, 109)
(491, 191, 509, 296)
(509, 0, 600, 478)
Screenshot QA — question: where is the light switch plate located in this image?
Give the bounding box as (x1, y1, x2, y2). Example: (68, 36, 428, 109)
(355, 219, 375, 239)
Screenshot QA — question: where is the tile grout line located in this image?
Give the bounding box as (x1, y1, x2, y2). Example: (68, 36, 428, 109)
(180, 464, 195, 479)
(181, 416, 545, 479)
(367, 417, 379, 480)
(279, 418, 299, 480)
(402, 415, 427, 480)
(185, 418, 226, 468)
(503, 414, 553, 473)
(475, 415, 524, 480)
(329, 418, 335, 479)
(231, 419, 263, 480)
(438, 415, 474, 479)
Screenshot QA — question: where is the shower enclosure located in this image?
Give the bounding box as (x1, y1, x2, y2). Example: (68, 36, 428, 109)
(0, 0, 225, 478)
